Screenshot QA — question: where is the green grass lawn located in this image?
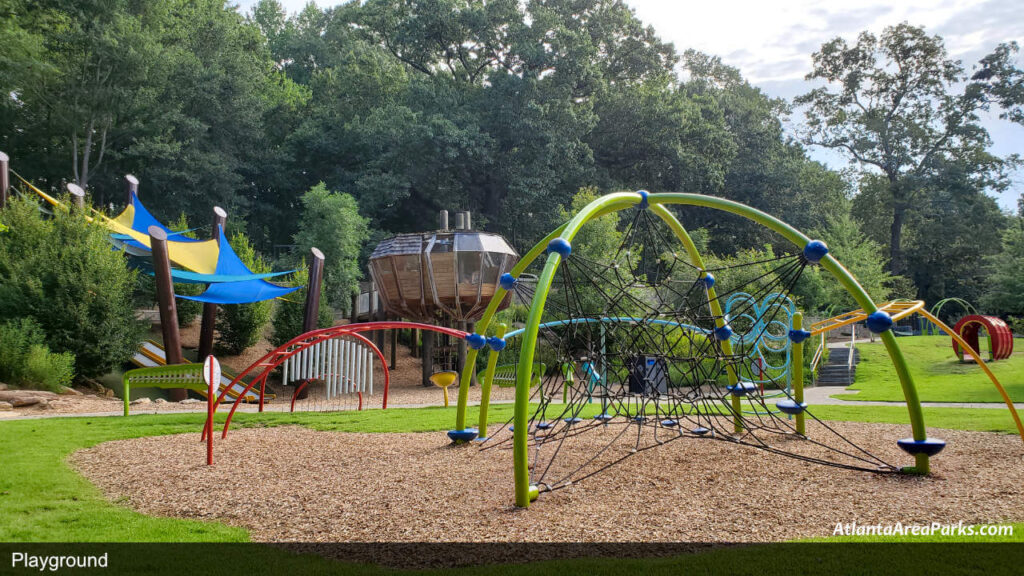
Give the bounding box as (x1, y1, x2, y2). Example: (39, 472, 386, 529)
(0, 401, 1019, 569)
(1, 404, 1020, 543)
(841, 336, 1024, 403)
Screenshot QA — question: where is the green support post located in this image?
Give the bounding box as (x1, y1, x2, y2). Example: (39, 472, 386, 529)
(477, 322, 506, 439)
(793, 312, 806, 436)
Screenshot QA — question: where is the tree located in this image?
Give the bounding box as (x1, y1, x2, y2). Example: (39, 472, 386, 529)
(981, 220, 1024, 316)
(0, 196, 144, 378)
(794, 212, 904, 313)
(683, 50, 849, 252)
(270, 262, 333, 347)
(796, 23, 1016, 275)
(292, 183, 368, 314)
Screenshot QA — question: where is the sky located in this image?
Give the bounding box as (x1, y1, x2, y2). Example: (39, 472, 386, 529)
(238, 0, 1024, 210)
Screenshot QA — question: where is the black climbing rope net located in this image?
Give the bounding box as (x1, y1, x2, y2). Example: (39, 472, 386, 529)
(481, 205, 898, 497)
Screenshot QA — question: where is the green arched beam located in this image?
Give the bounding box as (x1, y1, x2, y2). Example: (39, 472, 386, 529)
(455, 191, 929, 507)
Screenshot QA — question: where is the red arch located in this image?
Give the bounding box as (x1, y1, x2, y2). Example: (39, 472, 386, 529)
(210, 321, 470, 440)
(952, 315, 1014, 362)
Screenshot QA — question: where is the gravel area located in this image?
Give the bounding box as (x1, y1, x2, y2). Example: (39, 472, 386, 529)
(72, 420, 1024, 563)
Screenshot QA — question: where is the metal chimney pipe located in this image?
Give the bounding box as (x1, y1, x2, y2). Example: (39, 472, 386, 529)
(454, 212, 466, 230)
(439, 210, 449, 231)
(463, 211, 471, 230)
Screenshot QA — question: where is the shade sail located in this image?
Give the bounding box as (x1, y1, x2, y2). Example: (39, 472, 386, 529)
(174, 225, 300, 304)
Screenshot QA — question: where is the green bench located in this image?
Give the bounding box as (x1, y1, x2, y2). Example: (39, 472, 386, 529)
(122, 364, 208, 416)
(479, 362, 546, 388)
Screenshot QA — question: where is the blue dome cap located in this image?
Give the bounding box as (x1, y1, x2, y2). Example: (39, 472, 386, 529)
(499, 273, 518, 290)
(865, 311, 893, 334)
(714, 325, 733, 341)
(788, 329, 812, 343)
(638, 190, 650, 209)
(466, 333, 487, 349)
(803, 240, 829, 264)
(897, 437, 946, 457)
(486, 336, 506, 351)
(701, 272, 716, 289)
(447, 428, 479, 443)
(547, 238, 572, 257)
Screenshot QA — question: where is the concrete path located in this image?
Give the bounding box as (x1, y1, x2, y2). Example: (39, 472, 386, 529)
(803, 385, 1024, 410)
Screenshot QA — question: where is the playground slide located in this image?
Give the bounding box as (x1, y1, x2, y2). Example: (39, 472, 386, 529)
(131, 340, 269, 402)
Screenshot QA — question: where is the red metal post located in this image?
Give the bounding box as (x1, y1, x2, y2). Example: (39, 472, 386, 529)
(207, 357, 215, 466)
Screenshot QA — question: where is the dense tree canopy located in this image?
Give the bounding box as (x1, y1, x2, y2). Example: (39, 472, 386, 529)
(796, 23, 1018, 276)
(3, 1, 1022, 322)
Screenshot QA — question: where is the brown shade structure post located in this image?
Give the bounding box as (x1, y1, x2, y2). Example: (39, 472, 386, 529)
(0, 151, 9, 209)
(198, 207, 228, 360)
(149, 226, 187, 401)
(66, 183, 86, 209)
(294, 247, 324, 401)
(124, 174, 139, 205)
(303, 247, 325, 333)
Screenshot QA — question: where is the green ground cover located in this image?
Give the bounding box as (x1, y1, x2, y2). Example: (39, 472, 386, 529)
(841, 336, 1024, 403)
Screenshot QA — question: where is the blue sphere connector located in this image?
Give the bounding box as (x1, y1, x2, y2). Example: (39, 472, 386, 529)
(638, 190, 650, 209)
(803, 240, 829, 264)
(547, 238, 572, 257)
(466, 333, 487, 349)
(499, 272, 518, 290)
(486, 336, 506, 351)
(714, 325, 733, 341)
(701, 272, 716, 289)
(865, 311, 894, 334)
(788, 329, 812, 343)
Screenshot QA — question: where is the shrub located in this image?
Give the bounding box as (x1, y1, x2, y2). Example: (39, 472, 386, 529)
(0, 318, 75, 392)
(270, 261, 333, 347)
(0, 196, 144, 378)
(292, 183, 368, 314)
(215, 231, 272, 355)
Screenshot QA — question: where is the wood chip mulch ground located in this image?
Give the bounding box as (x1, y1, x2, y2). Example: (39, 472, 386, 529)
(70, 420, 1024, 567)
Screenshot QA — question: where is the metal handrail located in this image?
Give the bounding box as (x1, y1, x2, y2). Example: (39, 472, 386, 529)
(848, 325, 857, 371)
(809, 332, 826, 383)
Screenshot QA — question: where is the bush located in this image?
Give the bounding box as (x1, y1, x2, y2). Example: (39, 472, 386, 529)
(0, 196, 144, 378)
(292, 183, 368, 314)
(215, 231, 273, 355)
(270, 261, 333, 347)
(0, 318, 75, 391)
